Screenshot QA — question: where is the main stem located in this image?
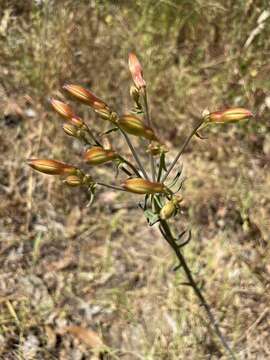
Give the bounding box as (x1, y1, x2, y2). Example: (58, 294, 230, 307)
(159, 220, 236, 360)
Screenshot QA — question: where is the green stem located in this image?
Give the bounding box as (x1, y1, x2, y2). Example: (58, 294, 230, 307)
(118, 156, 141, 177)
(142, 88, 156, 181)
(161, 120, 204, 183)
(84, 126, 101, 146)
(119, 128, 150, 180)
(97, 182, 127, 192)
(159, 220, 236, 360)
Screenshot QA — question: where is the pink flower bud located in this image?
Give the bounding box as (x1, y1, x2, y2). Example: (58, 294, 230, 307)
(128, 53, 146, 89)
(50, 98, 75, 120)
(27, 159, 77, 175)
(62, 123, 78, 137)
(63, 84, 108, 110)
(207, 108, 253, 124)
(63, 175, 82, 186)
(84, 146, 118, 165)
(122, 178, 165, 194)
(118, 115, 158, 141)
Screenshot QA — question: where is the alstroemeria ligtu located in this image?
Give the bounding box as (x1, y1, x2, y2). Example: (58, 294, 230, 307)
(63, 84, 108, 111)
(206, 107, 254, 124)
(27, 159, 77, 175)
(118, 114, 158, 141)
(122, 178, 165, 194)
(128, 53, 146, 89)
(84, 146, 118, 165)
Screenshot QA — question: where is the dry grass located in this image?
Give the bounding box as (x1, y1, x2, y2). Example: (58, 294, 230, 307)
(0, 1, 270, 359)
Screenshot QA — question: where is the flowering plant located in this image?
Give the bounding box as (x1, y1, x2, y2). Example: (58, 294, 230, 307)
(28, 53, 253, 358)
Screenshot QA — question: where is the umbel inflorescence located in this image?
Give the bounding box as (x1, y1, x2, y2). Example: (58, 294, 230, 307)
(28, 53, 253, 359)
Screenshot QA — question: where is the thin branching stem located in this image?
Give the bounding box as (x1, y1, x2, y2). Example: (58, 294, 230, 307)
(159, 219, 236, 360)
(142, 88, 156, 181)
(118, 156, 141, 177)
(85, 127, 101, 146)
(161, 120, 205, 183)
(97, 182, 127, 192)
(119, 128, 150, 180)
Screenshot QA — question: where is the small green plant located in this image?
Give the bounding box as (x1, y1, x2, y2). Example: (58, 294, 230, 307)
(28, 53, 253, 358)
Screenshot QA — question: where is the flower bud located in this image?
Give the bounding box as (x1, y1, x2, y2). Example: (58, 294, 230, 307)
(27, 159, 77, 175)
(70, 116, 85, 128)
(63, 123, 78, 137)
(160, 196, 183, 220)
(50, 98, 75, 119)
(63, 175, 82, 186)
(122, 178, 165, 194)
(63, 84, 108, 110)
(118, 115, 158, 141)
(160, 201, 176, 220)
(84, 146, 117, 165)
(128, 53, 146, 89)
(207, 107, 253, 124)
(95, 109, 117, 123)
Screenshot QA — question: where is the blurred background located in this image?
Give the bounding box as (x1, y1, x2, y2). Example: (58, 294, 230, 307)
(0, 0, 270, 359)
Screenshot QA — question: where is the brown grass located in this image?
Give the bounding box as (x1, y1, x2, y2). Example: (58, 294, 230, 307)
(0, 1, 270, 359)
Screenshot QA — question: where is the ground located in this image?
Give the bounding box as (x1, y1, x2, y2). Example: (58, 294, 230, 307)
(0, 1, 270, 359)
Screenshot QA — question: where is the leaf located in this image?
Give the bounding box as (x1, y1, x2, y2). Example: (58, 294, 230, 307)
(144, 209, 159, 226)
(65, 325, 105, 350)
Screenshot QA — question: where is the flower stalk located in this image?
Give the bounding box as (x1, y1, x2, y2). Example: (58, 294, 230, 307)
(159, 219, 236, 360)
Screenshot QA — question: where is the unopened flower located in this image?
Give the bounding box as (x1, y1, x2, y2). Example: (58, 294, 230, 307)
(64, 175, 82, 186)
(160, 196, 183, 220)
(118, 115, 158, 141)
(95, 108, 115, 122)
(207, 107, 253, 124)
(50, 98, 75, 120)
(63, 123, 78, 137)
(122, 178, 165, 194)
(63, 84, 108, 110)
(128, 53, 146, 89)
(160, 201, 176, 220)
(70, 116, 85, 128)
(27, 159, 77, 175)
(84, 146, 117, 165)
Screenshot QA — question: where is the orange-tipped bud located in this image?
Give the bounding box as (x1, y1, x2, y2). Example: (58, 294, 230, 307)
(128, 53, 146, 89)
(84, 146, 117, 165)
(63, 123, 78, 137)
(63, 84, 108, 110)
(122, 178, 165, 194)
(50, 98, 75, 119)
(63, 175, 82, 187)
(27, 159, 77, 175)
(118, 115, 158, 141)
(207, 107, 253, 124)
